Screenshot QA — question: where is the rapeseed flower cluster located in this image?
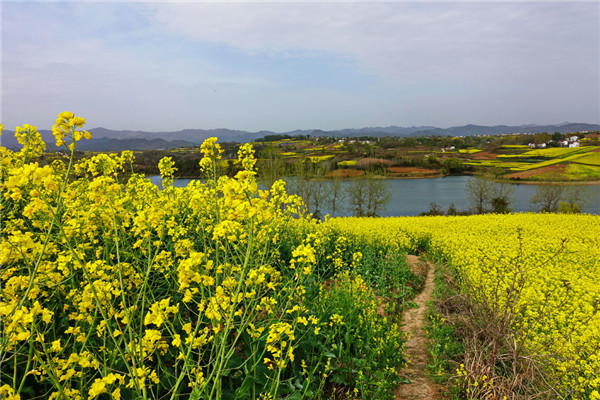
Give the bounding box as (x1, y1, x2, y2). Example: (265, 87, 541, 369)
(1, 113, 410, 399)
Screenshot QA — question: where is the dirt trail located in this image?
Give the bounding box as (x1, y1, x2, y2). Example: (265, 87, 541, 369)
(395, 255, 443, 400)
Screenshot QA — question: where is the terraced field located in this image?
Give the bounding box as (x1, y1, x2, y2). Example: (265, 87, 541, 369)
(466, 146, 600, 181)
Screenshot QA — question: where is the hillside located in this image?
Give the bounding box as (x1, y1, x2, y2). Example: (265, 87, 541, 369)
(2, 122, 598, 151)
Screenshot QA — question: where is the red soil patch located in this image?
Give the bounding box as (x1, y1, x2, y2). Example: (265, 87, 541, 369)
(585, 133, 600, 140)
(506, 163, 566, 179)
(357, 158, 394, 168)
(326, 169, 365, 178)
(387, 167, 439, 174)
(472, 151, 498, 160)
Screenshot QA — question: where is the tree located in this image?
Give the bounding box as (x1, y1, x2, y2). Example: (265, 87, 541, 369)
(552, 131, 563, 142)
(446, 202, 458, 216)
(465, 177, 515, 214)
(257, 144, 286, 185)
(308, 180, 331, 219)
(365, 178, 391, 217)
(347, 178, 390, 217)
(530, 184, 565, 213)
(531, 185, 588, 213)
(419, 202, 445, 216)
(465, 176, 493, 214)
(287, 158, 345, 219)
(443, 157, 465, 175)
(329, 176, 346, 217)
(287, 161, 312, 212)
(558, 186, 588, 213)
(563, 186, 588, 210)
(347, 180, 367, 217)
(425, 155, 439, 168)
(490, 182, 514, 214)
(533, 132, 551, 145)
(558, 201, 580, 214)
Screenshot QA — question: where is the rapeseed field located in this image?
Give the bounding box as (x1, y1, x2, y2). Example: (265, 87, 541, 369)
(2, 113, 598, 399)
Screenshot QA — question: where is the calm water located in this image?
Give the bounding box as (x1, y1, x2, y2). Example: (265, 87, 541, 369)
(148, 175, 600, 216)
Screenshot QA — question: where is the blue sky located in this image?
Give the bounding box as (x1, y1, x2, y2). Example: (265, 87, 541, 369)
(2, 1, 599, 132)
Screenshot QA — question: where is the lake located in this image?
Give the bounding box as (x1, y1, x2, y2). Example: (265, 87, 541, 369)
(148, 175, 600, 216)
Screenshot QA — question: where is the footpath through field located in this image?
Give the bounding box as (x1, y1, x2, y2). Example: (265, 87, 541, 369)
(395, 255, 443, 400)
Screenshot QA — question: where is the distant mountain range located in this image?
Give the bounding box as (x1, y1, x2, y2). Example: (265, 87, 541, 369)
(2, 123, 598, 151)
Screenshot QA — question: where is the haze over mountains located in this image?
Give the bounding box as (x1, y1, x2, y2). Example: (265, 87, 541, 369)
(2, 123, 599, 152)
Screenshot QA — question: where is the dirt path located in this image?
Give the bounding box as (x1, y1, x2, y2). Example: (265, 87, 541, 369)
(395, 255, 443, 400)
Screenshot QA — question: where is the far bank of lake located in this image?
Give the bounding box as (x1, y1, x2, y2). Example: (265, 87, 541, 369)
(148, 175, 600, 216)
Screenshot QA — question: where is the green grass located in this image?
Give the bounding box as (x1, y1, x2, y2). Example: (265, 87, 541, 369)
(425, 261, 463, 396)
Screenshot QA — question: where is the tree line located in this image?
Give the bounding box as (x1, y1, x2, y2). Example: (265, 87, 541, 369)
(282, 159, 391, 218)
(421, 176, 588, 216)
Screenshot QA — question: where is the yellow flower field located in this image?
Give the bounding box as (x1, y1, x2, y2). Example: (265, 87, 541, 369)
(458, 148, 483, 154)
(2, 113, 599, 399)
(326, 214, 600, 398)
(572, 152, 600, 167)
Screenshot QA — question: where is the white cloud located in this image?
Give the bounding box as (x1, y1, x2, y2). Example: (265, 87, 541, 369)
(150, 2, 598, 89)
(2, 1, 598, 131)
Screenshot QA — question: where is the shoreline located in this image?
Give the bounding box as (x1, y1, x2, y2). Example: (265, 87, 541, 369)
(500, 179, 600, 186)
(168, 174, 600, 185)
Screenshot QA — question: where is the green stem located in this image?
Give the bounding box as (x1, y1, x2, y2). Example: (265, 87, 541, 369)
(207, 221, 255, 399)
(16, 338, 34, 395)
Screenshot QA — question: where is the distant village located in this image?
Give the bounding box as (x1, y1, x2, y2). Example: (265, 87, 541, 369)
(330, 130, 600, 151)
(527, 132, 599, 149)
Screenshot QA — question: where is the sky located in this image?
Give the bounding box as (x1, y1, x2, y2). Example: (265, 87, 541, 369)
(2, 1, 599, 133)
